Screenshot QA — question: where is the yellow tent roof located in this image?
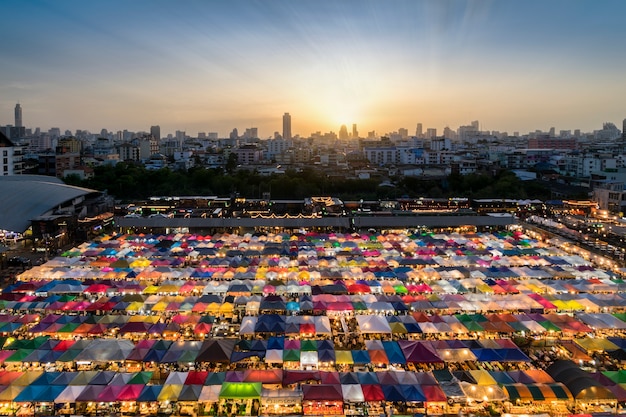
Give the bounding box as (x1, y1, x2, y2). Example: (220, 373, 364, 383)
(11, 371, 44, 386)
(157, 384, 184, 402)
(334, 350, 354, 365)
(389, 322, 408, 334)
(468, 370, 497, 385)
(151, 301, 168, 312)
(143, 285, 160, 294)
(219, 303, 234, 313)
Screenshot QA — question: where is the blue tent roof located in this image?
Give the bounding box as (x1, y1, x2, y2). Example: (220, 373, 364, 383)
(382, 385, 405, 401)
(356, 371, 378, 384)
(382, 341, 406, 364)
(351, 350, 371, 364)
(401, 384, 426, 402)
(500, 348, 531, 362)
(471, 348, 504, 362)
(15, 385, 66, 402)
(267, 336, 284, 350)
(255, 314, 286, 333)
(137, 385, 162, 402)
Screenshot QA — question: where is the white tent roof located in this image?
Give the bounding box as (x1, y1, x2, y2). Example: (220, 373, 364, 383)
(356, 315, 392, 333)
(341, 384, 364, 402)
(54, 385, 87, 403)
(199, 385, 221, 402)
(239, 316, 257, 334)
(314, 316, 332, 334)
(300, 351, 318, 366)
(265, 349, 283, 364)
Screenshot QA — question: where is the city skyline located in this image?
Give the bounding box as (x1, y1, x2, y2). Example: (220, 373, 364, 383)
(1, 1, 626, 137)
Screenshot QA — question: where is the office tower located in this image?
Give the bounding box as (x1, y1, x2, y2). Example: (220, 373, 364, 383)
(282, 113, 292, 140)
(416, 123, 423, 138)
(339, 124, 349, 140)
(14, 104, 22, 128)
(150, 125, 161, 140)
(352, 124, 358, 139)
(244, 127, 258, 139)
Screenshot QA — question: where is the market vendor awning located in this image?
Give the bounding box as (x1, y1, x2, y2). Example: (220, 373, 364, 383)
(218, 382, 262, 399)
(302, 384, 343, 401)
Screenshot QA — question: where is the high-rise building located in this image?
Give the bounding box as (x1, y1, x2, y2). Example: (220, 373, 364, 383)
(416, 123, 423, 138)
(282, 113, 292, 140)
(0, 130, 23, 175)
(150, 125, 161, 141)
(426, 128, 437, 139)
(243, 127, 258, 140)
(14, 104, 22, 128)
(339, 125, 349, 140)
(352, 124, 358, 139)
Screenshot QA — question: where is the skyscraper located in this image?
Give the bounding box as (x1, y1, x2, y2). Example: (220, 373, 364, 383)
(14, 104, 22, 128)
(150, 125, 161, 141)
(339, 124, 349, 140)
(416, 123, 423, 138)
(282, 113, 292, 140)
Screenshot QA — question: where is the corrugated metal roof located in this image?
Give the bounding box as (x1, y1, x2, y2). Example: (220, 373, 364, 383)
(0, 175, 97, 233)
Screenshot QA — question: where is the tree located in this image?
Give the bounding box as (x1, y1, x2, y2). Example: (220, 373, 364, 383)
(225, 153, 238, 174)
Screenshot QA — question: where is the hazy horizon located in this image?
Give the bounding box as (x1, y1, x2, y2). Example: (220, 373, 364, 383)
(2, 0, 625, 137)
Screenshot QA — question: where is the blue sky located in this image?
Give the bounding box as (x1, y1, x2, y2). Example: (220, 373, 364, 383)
(1, 0, 625, 137)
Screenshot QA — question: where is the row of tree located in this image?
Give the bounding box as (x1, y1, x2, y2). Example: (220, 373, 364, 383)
(66, 163, 554, 202)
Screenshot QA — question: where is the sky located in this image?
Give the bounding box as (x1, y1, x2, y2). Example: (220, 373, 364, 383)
(1, 0, 625, 138)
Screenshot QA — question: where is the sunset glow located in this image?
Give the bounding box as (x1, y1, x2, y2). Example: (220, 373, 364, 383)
(1, 0, 625, 137)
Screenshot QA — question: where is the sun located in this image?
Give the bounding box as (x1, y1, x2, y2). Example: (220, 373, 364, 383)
(324, 102, 361, 132)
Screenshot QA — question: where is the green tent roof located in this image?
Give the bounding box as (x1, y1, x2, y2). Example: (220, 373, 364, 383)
(218, 382, 261, 399)
(283, 349, 300, 362)
(128, 371, 153, 385)
(300, 340, 317, 351)
(5, 349, 34, 362)
(538, 321, 561, 332)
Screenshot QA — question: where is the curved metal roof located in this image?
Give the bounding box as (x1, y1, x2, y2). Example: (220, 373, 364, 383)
(0, 175, 98, 233)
